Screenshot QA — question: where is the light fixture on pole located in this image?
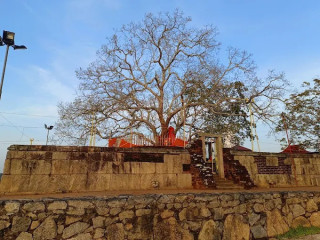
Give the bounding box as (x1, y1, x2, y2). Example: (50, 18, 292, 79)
(0, 30, 27, 100)
(44, 124, 54, 145)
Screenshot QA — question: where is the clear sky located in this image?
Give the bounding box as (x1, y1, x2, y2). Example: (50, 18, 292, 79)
(0, 0, 319, 171)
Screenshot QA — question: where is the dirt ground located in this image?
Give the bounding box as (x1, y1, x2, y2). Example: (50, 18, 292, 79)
(0, 186, 320, 200)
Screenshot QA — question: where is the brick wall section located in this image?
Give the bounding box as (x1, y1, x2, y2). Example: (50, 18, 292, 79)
(254, 156, 291, 174)
(0, 145, 192, 193)
(231, 150, 320, 187)
(1, 191, 320, 239)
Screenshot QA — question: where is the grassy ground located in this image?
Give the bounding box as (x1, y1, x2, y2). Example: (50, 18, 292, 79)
(276, 226, 320, 239)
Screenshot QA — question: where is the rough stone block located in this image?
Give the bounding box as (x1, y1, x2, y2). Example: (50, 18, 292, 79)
(180, 153, 191, 164)
(164, 154, 175, 173)
(126, 174, 141, 190)
(139, 162, 156, 174)
(130, 162, 142, 174)
(7, 151, 26, 159)
(31, 160, 51, 175)
(140, 174, 163, 189)
(87, 174, 111, 191)
(52, 152, 70, 160)
(28, 175, 50, 193)
(69, 174, 88, 192)
(10, 159, 27, 175)
(162, 174, 178, 188)
(0, 175, 30, 193)
(109, 174, 127, 190)
(49, 175, 72, 193)
(52, 160, 70, 174)
(155, 162, 168, 174)
(177, 174, 192, 189)
(266, 157, 279, 166)
(26, 151, 52, 160)
(3, 159, 11, 174)
(70, 160, 88, 174)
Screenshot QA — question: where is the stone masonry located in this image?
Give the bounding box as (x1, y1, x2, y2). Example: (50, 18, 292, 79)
(0, 191, 320, 239)
(229, 150, 320, 188)
(0, 145, 192, 193)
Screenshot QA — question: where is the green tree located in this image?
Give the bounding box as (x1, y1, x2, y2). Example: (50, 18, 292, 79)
(55, 10, 287, 145)
(277, 79, 320, 151)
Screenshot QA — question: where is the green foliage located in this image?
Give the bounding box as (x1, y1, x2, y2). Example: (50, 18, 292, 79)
(276, 79, 320, 151)
(276, 226, 320, 239)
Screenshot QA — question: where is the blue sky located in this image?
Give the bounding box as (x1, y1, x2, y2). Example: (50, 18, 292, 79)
(0, 0, 319, 171)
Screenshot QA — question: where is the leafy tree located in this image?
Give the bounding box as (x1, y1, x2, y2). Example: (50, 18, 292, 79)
(55, 10, 287, 145)
(277, 79, 320, 151)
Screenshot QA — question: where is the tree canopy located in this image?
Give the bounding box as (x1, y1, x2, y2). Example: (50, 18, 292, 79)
(276, 79, 320, 151)
(55, 10, 287, 145)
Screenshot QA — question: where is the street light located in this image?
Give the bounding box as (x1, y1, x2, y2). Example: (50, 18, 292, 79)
(0, 30, 27, 100)
(44, 124, 54, 145)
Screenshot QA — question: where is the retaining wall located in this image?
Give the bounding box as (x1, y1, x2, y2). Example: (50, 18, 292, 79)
(1, 191, 320, 239)
(229, 151, 320, 188)
(0, 145, 192, 193)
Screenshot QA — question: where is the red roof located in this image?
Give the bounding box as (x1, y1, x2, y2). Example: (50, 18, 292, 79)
(231, 145, 252, 151)
(281, 145, 310, 154)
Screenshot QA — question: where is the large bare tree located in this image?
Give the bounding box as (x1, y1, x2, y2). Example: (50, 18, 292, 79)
(56, 10, 287, 145)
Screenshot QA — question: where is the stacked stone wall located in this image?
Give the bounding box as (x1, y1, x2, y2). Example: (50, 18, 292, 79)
(1, 191, 320, 239)
(0, 145, 192, 193)
(230, 151, 320, 188)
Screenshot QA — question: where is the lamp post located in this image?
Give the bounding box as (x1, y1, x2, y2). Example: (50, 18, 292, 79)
(44, 124, 54, 145)
(0, 30, 27, 100)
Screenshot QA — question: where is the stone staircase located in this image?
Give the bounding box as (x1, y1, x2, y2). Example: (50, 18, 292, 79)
(213, 175, 244, 190)
(189, 153, 244, 190)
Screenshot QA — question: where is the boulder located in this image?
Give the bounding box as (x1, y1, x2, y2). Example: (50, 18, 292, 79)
(306, 199, 318, 212)
(16, 232, 33, 240)
(251, 225, 267, 239)
(290, 204, 305, 218)
(310, 212, 320, 227)
(291, 216, 311, 228)
(12, 216, 31, 233)
(266, 209, 289, 237)
(223, 214, 250, 240)
(198, 220, 218, 240)
(62, 222, 90, 239)
(33, 217, 57, 240)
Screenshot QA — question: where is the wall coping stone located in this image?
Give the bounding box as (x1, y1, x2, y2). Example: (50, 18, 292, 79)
(230, 150, 320, 158)
(0, 190, 320, 202)
(7, 145, 188, 154)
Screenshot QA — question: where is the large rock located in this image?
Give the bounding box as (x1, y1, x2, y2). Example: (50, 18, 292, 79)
(248, 212, 260, 226)
(306, 199, 318, 212)
(92, 216, 105, 228)
(22, 202, 45, 213)
(16, 232, 33, 240)
(290, 204, 305, 218)
(0, 220, 10, 230)
(223, 214, 250, 240)
(47, 201, 67, 210)
(33, 217, 57, 240)
(4, 202, 20, 214)
(62, 222, 90, 239)
(266, 209, 289, 237)
(12, 216, 31, 233)
(106, 223, 124, 240)
(198, 220, 218, 240)
(251, 225, 267, 239)
(309, 212, 320, 227)
(291, 216, 311, 228)
(69, 233, 93, 240)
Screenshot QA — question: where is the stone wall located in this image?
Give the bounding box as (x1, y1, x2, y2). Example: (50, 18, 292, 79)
(0, 145, 192, 193)
(1, 191, 320, 239)
(229, 151, 320, 187)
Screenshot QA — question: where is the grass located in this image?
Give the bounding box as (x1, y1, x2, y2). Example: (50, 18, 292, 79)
(276, 226, 320, 239)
